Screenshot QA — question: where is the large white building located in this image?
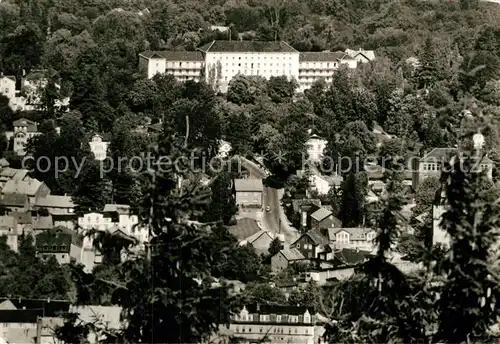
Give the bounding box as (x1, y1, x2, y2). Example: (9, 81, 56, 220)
(139, 41, 374, 93)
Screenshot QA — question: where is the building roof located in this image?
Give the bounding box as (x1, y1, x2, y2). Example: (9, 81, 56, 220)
(243, 229, 274, 245)
(139, 50, 204, 61)
(0, 167, 25, 178)
(12, 118, 38, 132)
(421, 148, 457, 161)
(228, 218, 261, 240)
(0, 75, 16, 82)
(299, 52, 348, 61)
(35, 230, 72, 252)
(0, 193, 28, 207)
(10, 211, 31, 224)
(32, 216, 54, 229)
(2, 179, 43, 196)
(0, 300, 16, 310)
(345, 48, 376, 61)
(318, 216, 342, 229)
(329, 227, 374, 241)
(198, 40, 298, 53)
(35, 195, 74, 208)
(12, 169, 28, 181)
(243, 304, 311, 315)
(279, 248, 305, 261)
(234, 178, 263, 192)
(0, 159, 9, 168)
(291, 199, 321, 213)
(103, 204, 130, 215)
(292, 230, 328, 247)
(310, 207, 332, 221)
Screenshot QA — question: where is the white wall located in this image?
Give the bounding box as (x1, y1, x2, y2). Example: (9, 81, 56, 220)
(205, 51, 300, 92)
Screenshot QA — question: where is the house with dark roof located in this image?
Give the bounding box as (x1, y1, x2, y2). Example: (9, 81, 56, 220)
(290, 230, 329, 259)
(291, 199, 321, 229)
(310, 207, 341, 231)
(271, 248, 307, 272)
(234, 179, 263, 207)
(0, 193, 29, 212)
(239, 228, 275, 255)
(35, 227, 83, 264)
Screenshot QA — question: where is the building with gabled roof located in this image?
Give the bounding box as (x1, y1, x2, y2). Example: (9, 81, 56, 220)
(234, 179, 263, 207)
(271, 247, 307, 272)
(239, 228, 275, 255)
(345, 48, 376, 63)
(418, 147, 493, 186)
(35, 227, 83, 264)
(327, 227, 376, 250)
(291, 230, 329, 259)
(221, 304, 318, 344)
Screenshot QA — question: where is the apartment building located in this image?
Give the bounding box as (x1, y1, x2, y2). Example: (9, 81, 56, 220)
(139, 41, 374, 93)
(198, 40, 300, 92)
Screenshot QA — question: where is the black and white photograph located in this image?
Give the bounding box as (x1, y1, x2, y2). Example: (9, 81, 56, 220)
(0, 0, 500, 342)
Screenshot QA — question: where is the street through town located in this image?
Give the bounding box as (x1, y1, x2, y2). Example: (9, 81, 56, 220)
(238, 157, 299, 246)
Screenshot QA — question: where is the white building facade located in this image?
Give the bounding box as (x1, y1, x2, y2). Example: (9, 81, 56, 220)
(88, 134, 109, 161)
(139, 41, 374, 93)
(298, 52, 357, 92)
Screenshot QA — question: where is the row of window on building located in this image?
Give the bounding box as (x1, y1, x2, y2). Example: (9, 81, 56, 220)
(236, 314, 307, 323)
(235, 326, 310, 334)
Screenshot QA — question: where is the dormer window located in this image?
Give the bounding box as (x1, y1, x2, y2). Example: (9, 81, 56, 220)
(260, 315, 270, 322)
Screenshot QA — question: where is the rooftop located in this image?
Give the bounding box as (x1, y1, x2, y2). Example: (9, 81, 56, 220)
(12, 118, 38, 132)
(329, 227, 374, 241)
(35, 195, 74, 208)
(310, 207, 333, 221)
(243, 304, 312, 315)
(299, 51, 349, 62)
(345, 48, 376, 61)
(0, 193, 28, 207)
(291, 199, 321, 213)
(234, 178, 263, 192)
(198, 40, 298, 53)
(139, 50, 204, 61)
(2, 178, 43, 196)
(228, 218, 261, 240)
(242, 229, 274, 245)
(103, 204, 131, 215)
(279, 248, 305, 261)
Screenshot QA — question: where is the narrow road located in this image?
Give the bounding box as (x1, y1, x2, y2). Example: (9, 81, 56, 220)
(239, 157, 299, 246)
